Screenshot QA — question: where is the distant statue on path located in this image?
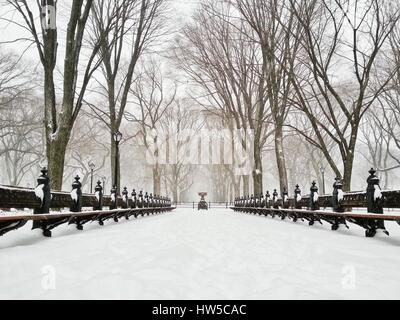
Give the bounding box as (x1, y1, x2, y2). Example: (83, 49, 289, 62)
(198, 192, 208, 211)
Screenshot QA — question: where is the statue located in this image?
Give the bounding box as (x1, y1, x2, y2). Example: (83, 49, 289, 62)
(198, 192, 208, 211)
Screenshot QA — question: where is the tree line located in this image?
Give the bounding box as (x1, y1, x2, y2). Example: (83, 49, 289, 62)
(175, 0, 400, 193)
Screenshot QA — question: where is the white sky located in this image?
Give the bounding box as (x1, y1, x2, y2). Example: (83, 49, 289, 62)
(0, 0, 201, 59)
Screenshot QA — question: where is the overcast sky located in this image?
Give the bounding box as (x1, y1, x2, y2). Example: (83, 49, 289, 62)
(0, 0, 200, 59)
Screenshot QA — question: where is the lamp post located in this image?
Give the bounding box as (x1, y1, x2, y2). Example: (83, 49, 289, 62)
(89, 161, 95, 193)
(113, 131, 123, 194)
(101, 176, 106, 195)
(320, 165, 326, 195)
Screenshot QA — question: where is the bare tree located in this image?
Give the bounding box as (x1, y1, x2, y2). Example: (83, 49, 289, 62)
(2, 0, 121, 190)
(359, 108, 391, 188)
(361, 22, 400, 184)
(125, 60, 176, 195)
(0, 50, 42, 186)
(175, 0, 273, 195)
(0, 93, 44, 186)
(287, 0, 400, 190)
(64, 113, 110, 192)
(88, 0, 168, 192)
(0, 51, 34, 107)
(204, 112, 242, 202)
(232, 0, 302, 194)
(160, 101, 200, 203)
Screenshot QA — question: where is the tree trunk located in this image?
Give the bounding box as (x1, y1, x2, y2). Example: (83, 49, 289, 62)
(222, 175, 227, 202)
(234, 176, 240, 198)
(172, 182, 178, 204)
(252, 141, 263, 195)
(242, 175, 250, 196)
(110, 137, 121, 193)
(229, 170, 240, 199)
(342, 126, 359, 191)
(307, 147, 323, 190)
(47, 127, 70, 190)
(275, 124, 288, 194)
(342, 150, 355, 191)
(152, 135, 161, 195)
(43, 69, 62, 189)
(153, 166, 161, 195)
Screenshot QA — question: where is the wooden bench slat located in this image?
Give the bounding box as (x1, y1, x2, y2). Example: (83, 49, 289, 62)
(0, 207, 176, 222)
(231, 207, 400, 221)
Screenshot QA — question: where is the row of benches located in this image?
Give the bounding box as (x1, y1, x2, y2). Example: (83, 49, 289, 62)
(232, 169, 400, 237)
(0, 168, 175, 237)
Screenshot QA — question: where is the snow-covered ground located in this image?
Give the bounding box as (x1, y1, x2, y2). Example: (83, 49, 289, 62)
(1, 208, 400, 300)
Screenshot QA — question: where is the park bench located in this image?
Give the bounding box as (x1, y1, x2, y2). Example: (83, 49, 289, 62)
(232, 169, 400, 238)
(0, 168, 174, 237)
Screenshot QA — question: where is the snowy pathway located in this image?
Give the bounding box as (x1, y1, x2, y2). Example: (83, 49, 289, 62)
(1, 208, 400, 299)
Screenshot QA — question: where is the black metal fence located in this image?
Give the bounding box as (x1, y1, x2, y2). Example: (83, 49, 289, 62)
(232, 169, 400, 238)
(0, 167, 174, 238)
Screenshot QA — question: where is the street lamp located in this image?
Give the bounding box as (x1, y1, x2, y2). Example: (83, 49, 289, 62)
(320, 165, 326, 195)
(89, 161, 95, 193)
(101, 176, 106, 195)
(113, 131, 123, 194)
